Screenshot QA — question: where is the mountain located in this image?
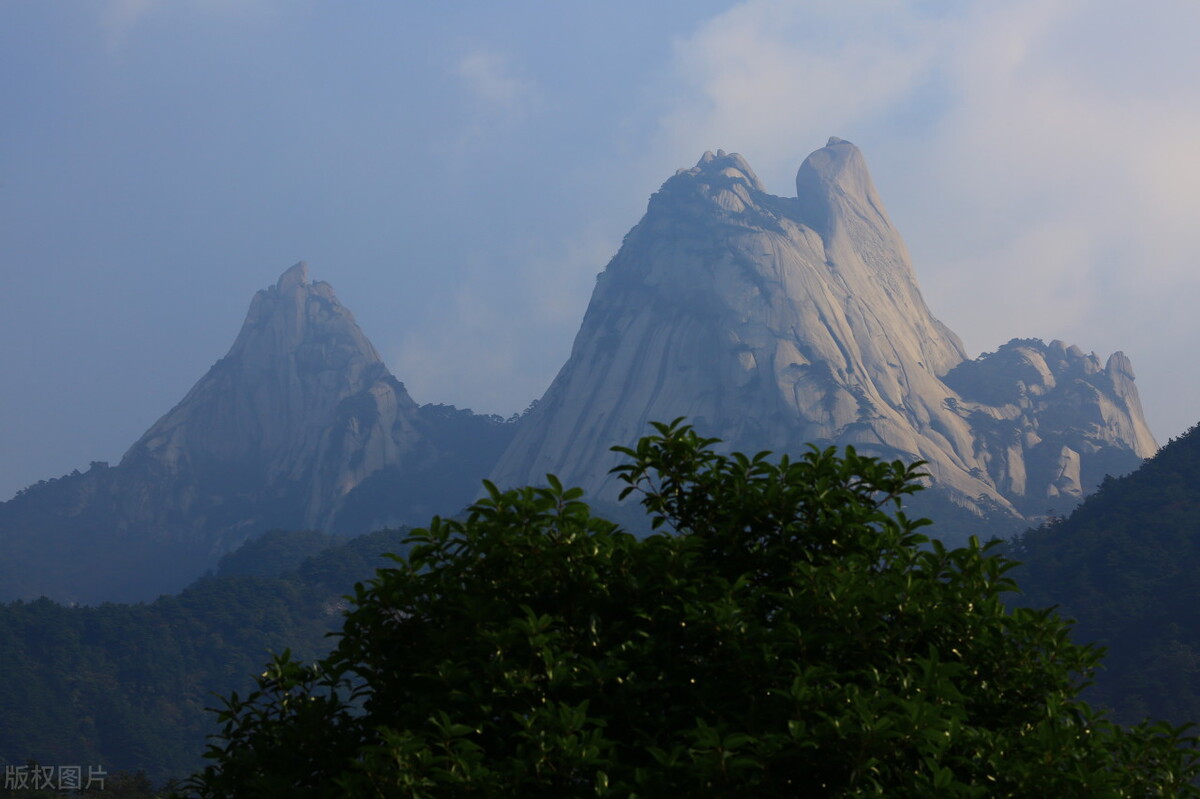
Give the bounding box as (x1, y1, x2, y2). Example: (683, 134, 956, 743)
(0, 140, 1157, 599)
(0, 527, 413, 784)
(491, 139, 1155, 538)
(1010, 422, 1200, 725)
(0, 263, 513, 603)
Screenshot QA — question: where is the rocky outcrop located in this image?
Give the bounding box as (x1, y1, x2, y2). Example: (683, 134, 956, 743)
(0, 141, 1158, 600)
(0, 264, 514, 603)
(490, 139, 1156, 538)
(119, 261, 429, 542)
(942, 338, 1156, 516)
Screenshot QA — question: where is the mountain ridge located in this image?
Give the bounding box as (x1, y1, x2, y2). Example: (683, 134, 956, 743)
(0, 138, 1157, 600)
(490, 139, 1154, 537)
(0, 263, 513, 603)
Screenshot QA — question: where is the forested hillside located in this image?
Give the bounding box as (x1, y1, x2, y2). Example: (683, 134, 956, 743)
(1011, 423, 1200, 725)
(0, 529, 410, 785)
(7, 424, 1200, 786)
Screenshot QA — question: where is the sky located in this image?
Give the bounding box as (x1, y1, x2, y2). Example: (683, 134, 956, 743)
(3, 0, 1200, 501)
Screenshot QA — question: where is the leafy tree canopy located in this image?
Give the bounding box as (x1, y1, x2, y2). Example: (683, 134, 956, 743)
(181, 420, 1200, 797)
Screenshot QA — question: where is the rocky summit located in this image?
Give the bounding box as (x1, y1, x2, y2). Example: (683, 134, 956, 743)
(490, 139, 1155, 538)
(0, 263, 513, 603)
(0, 139, 1158, 601)
(121, 261, 426, 538)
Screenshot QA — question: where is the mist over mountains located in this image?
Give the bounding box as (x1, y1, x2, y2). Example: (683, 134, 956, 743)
(0, 138, 1156, 604)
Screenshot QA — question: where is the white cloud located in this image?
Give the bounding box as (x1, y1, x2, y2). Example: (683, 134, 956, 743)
(100, 0, 289, 51)
(918, 1, 1200, 359)
(443, 47, 542, 164)
(456, 48, 539, 126)
(652, 0, 945, 190)
(458, 50, 532, 111)
(102, 0, 158, 50)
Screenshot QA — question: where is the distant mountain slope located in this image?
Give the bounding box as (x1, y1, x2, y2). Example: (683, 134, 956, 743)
(491, 139, 1155, 540)
(1009, 423, 1200, 724)
(0, 264, 513, 603)
(0, 142, 1158, 601)
(0, 527, 411, 785)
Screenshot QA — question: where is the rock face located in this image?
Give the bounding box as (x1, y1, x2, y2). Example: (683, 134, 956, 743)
(120, 262, 426, 542)
(942, 339, 1156, 516)
(0, 141, 1157, 601)
(490, 139, 1156, 537)
(0, 264, 514, 603)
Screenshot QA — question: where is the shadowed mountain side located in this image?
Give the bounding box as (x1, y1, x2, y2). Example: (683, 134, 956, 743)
(0, 527, 413, 784)
(1009, 423, 1200, 725)
(0, 265, 514, 603)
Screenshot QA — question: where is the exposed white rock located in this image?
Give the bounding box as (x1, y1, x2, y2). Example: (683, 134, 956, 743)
(491, 140, 1157, 534)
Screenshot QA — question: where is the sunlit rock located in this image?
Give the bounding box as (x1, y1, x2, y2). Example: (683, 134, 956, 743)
(491, 140, 1156, 537)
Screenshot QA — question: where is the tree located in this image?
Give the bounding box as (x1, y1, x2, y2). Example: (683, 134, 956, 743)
(180, 420, 1200, 797)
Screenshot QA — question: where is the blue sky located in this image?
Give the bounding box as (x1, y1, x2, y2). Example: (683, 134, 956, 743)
(4, 0, 1200, 499)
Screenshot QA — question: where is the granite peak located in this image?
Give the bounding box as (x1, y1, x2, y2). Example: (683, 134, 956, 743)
(490, 139, 1154, 537)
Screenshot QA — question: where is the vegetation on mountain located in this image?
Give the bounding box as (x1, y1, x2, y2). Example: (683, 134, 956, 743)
(213, 529, 338, 579)
(1011, 423, 1200, 726)
(0, 529, 410, 786)
(182, 421, 1199, 797)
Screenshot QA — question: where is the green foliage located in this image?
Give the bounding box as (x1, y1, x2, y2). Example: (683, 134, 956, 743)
(182, 420, 1200, 797)
(0, 529, 412, 785)
(215, 530, 338, 579)
(1010, 423, 1200, 726)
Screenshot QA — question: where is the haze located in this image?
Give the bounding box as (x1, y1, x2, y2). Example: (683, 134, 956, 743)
(3, 0, 1199, 501)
